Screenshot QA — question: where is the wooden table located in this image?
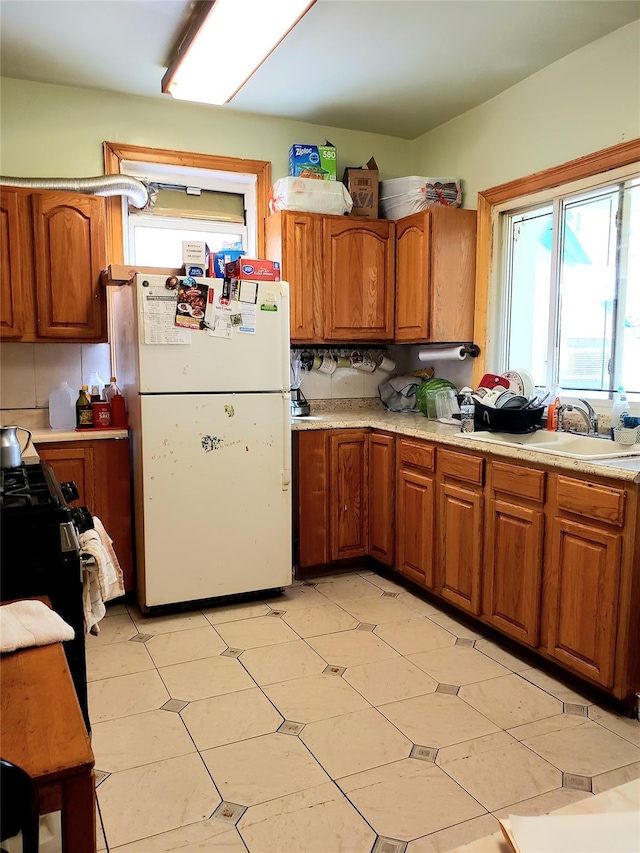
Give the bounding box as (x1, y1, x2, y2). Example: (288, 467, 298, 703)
(1, 637, 96, 852)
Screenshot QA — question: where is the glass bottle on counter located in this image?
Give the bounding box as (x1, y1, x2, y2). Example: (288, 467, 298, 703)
(76, 386, 93, 429)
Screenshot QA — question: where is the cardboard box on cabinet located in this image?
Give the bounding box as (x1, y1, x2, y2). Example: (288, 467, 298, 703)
(343, 157, 379, 218)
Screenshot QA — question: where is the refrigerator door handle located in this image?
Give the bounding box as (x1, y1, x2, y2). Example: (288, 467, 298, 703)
(280, 281, 291, 392)
(282, 392, 292, 490)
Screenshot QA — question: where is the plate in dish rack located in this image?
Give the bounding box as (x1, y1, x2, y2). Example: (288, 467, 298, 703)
(503, 369, 535, 398)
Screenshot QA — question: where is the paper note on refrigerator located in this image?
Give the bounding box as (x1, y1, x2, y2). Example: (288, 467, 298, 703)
(142, 285, 191, 344)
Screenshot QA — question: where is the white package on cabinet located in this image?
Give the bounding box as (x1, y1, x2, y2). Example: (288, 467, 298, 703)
(269, 176, 353, 216)
(379, 176, 461, 220)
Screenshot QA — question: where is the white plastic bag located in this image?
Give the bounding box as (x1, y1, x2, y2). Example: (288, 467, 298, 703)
(379, 176, 461, 219)
(269, 176, 353, 215)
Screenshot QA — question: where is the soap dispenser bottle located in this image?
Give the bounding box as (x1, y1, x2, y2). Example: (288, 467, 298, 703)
(611, 387, 629, 438)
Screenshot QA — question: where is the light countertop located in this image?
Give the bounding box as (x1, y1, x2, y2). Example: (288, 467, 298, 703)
(291, 409, 640, 483)
(31, 427, 129, 443)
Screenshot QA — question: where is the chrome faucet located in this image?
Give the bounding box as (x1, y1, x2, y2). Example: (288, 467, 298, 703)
(557, 399, 599, 435)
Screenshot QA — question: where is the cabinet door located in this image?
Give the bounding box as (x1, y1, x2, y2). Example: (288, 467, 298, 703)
(395, 213, 430, 342)
(369, 432, 395, 566)
(546, 517, 621, 687)
(323, 218, 394, 341)
(438, 481, 483, 614)
(484, 498, 544, 646)
(93, 439, 134, 592)
(37, 444, 95, 511)
(396, 467, 435, 588)
(266, 211, 322, 343)
(295, 430, 330, 569)
(329, 430, 368, 560)
(31, 191, 107, 340)
(394, 208, 476, 344)
(0, 188, 27, 339)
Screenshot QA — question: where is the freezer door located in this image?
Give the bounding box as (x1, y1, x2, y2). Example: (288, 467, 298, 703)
(138, 393, 292, 607)
(134, 275, 290, 393)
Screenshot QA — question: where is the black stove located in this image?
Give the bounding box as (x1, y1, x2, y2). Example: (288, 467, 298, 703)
(1, 460, 91, 730)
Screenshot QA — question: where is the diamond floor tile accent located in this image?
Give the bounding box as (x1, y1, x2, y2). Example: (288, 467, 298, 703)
(161, 698, 189, 713)
(221, 647, 244, 658)
(357, 622, 376, 631)
(267, 610, 285, 617)
(436, 683, 459, 695)
(324, 664, 346, 676)
(563, 772, 592, 791)
(410, 745, 438, 762)
(455, 637, 475, 647)
(94, 770, 110, 787)
(278, 720, 305, 736)
(130, 633, 153, 643)
(381, 591, 400, 599)
(373, 837, 407, 853)
(212, 801, 248, 825)
(564, 703, 588, 716)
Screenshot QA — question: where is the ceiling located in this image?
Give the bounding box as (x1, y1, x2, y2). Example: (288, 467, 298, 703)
(1, 0, 638, 139)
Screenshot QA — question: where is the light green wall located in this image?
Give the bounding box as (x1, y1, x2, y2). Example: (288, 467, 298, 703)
(0, 77, 411, 182)
(411, 21, 640, 208)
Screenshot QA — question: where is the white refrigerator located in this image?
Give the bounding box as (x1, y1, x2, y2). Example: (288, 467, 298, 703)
(113, 273, 292, 609)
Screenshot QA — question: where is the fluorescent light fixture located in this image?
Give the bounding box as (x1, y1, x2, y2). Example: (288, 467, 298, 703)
(163, 0, 317, 105)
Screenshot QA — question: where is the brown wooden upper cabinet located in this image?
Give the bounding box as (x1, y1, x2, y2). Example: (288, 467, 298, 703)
(0, 186, 107, 342)
(265, 210, 395, 344)
(395, 208, 477, 343)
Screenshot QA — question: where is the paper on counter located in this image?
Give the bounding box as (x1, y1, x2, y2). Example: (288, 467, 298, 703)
(506, 811, 640, 853)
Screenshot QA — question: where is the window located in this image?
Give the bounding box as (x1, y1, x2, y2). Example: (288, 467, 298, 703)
(502, 176, 640, 393)
(122, 161, 255, 267)
(492, 166, 639, 397)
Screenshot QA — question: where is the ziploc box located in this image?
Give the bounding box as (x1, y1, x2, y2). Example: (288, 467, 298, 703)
(225, 259, 281, 282)
(289, 141, 337, 181)
(209, 248, 245, 278)
(343, 157, 379, 218)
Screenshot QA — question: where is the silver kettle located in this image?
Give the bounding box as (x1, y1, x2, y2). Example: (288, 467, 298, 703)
(0, 425, 33, 469)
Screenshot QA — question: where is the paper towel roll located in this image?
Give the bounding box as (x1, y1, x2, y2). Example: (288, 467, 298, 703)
(418, 346, 468, 362)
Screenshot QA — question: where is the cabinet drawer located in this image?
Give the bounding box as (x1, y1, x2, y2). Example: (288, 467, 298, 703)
(556, 476, 626, 526)
(398, 438, 435, 472)
(438, 449, 483, 485)
(491, 461, 545, 503)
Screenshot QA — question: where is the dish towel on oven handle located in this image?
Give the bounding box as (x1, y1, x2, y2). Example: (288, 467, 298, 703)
(0, 599, 75, 653)
(79, 515, 125, 635)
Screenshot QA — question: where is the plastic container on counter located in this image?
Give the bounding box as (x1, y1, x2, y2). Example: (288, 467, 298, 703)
(49, 381, 76, 429)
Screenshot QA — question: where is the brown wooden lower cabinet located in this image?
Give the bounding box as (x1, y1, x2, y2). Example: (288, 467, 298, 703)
(437, 449, 484, 616)
(483, 461, 546, 647)
(369, 432, 395, 566)
(295, 429, 370, 570)
(329, 430, 369, 560)
(545, 516, 622, 689)
(294, 428, 640, 706)
(36, 438, 133, 591)
(395, 438, 436, 588)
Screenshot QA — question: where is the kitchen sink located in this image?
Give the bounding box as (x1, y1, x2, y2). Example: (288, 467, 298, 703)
(461, 429, 640, 460)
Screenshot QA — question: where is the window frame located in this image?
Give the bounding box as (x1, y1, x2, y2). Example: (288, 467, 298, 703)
(494, 168, 638, 395)
(473, 138, 640, 406)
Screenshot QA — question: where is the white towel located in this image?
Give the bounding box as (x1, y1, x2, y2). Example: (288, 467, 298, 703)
(0, 600, 75, 653)
(79, 516, 125, 635)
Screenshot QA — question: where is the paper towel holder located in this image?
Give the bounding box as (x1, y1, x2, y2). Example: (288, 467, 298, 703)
(419, 343, 480, 358)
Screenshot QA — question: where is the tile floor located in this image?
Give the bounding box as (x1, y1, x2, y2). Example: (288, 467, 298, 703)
(87, 571, 640, 852)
